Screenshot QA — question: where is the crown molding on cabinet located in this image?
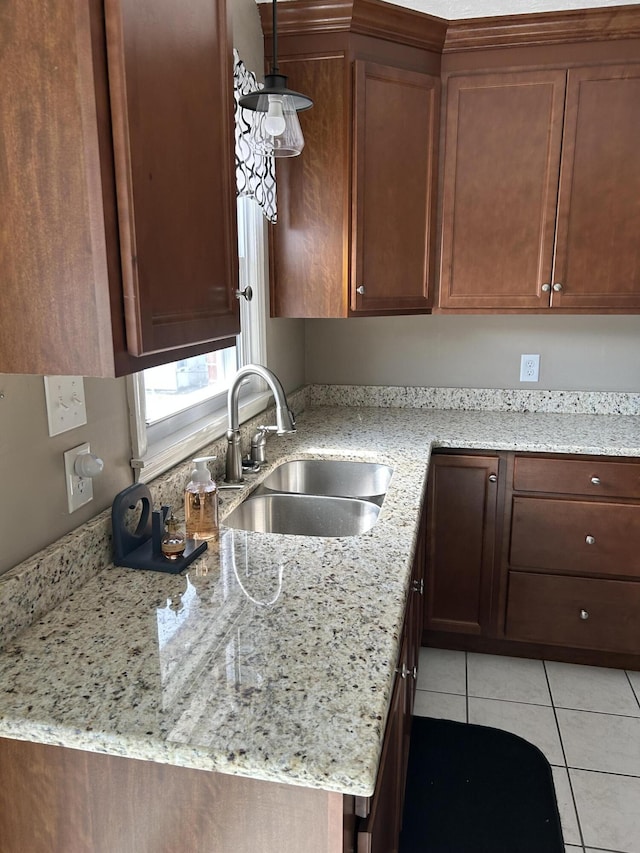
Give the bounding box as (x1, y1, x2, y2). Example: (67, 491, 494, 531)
(259, 0, 448, 52)
(443, 4, 640, 52)
(260, 0, 640, 53)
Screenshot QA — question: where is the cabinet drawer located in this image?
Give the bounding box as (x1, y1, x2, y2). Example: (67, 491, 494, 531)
(510, 497, 640, 578)
(505, 571, 640, 654)
(514, 456, 640, 499)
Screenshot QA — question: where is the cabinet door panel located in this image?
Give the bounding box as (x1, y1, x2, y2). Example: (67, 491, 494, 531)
(352, 62, 439, 314)
(552, 64, 640, 309)
(426, 455, 499, 634)
(439, 71, 566, 310)
(270, 54, 349, 319)
(105, 0, 239, 356)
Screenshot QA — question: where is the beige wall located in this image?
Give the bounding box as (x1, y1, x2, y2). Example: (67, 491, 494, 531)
(305, 315, 640, 391)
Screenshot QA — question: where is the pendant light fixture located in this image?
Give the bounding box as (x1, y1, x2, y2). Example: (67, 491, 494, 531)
(238, 0, 313, 158)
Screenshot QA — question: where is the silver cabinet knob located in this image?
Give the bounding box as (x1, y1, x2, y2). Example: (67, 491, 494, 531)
(235, 286, 253, 302)
(591, 476, 601, 485)
(579, 609, 589, 620)
(397, 663, 409, 679)
(552, 282, 563, 292)
(488, 473, 497, 483)
(541, 283, 551, 292)
(356, 285, 365, 295)
(585, 535, 596, 545)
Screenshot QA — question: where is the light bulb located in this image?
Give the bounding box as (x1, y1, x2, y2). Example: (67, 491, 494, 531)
(264, 96, 286, 137)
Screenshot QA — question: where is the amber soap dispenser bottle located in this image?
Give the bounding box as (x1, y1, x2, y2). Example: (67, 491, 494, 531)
(185, 456, 219, 541)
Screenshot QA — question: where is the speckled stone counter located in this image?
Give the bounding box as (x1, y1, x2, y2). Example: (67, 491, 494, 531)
(0, 404, 638, 798)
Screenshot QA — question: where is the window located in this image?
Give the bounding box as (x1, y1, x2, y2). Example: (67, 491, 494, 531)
(128, 196, 268, 481)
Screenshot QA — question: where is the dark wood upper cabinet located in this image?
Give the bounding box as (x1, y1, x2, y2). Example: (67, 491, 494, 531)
(438, 71, 566, 311)
(552, 64, 640, 310)
(263, 0, 444, 319)
(351, 61, 439, 315)
(0, 0, 239, 377)
(438, 61, 640, 313)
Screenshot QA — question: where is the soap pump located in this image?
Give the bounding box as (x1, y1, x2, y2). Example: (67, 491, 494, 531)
(185, 456, 219, 541)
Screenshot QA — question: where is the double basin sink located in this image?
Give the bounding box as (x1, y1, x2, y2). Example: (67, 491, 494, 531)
(224, 459, 393, 537)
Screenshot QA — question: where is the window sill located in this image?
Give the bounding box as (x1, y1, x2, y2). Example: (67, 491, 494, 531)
(131, 390, 273, 483)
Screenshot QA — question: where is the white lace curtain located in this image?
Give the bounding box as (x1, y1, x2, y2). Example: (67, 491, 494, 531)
(233, 49, 277, 223)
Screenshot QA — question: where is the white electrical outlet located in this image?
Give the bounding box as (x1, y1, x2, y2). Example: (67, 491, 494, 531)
(64, 443, 94, 513)
(520, 354, 540, 382)
(44, 376, 87, 436)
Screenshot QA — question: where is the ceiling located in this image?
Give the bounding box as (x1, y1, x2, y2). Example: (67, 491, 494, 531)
(375, 0, 639, 18)
(260, 0, 640, 18)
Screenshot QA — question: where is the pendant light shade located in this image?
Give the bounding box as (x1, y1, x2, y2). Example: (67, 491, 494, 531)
(238, 0, 313, 158)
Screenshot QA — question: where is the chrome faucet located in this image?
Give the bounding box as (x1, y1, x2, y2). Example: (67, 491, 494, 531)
(225, 364, 296, 484)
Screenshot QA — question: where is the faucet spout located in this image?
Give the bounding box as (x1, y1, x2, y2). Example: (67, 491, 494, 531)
(225, 364, 296, 484)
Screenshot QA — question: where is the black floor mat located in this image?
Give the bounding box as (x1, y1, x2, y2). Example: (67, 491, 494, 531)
(399, 716, 565, 853)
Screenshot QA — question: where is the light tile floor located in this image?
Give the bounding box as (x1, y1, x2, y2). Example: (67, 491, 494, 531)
(415, 648, 640, 853)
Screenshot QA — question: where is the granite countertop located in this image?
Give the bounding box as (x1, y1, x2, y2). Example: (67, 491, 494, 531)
(0, 405, 638, 798)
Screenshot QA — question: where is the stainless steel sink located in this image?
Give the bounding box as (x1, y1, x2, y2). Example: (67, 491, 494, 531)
(223, 492, 381, 537)
(260, 459, 393, 503)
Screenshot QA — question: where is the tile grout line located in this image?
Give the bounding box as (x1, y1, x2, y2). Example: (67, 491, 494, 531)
(544, 659, 587, 852)
(465, 650, 469, 724)
(625, 669, 640, 712)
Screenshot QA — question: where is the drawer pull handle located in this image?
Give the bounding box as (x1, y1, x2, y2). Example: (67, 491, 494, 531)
(488, 474, 497, 483)
(579, 609, 589, 621)
(585, 535, 596, 545)
(411, 579, 424, 595)
(396, 663, 409, 679)
(591, 476, 601, 485)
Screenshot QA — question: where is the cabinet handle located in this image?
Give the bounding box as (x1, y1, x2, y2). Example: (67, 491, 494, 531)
(541, 283, 551, 293)
(235, 286, 253, 302)
(591, 476, 601, 485)
(579, 609, 589, 621)
(488, 473, 497, 483)
(552, 282, 563, 292)
(411, 578, 424, 595)
(396, 663, 409, 679)
(585, 535, 596, 545)
(356, 285, 365, 295)
(411, 666, 418, 680)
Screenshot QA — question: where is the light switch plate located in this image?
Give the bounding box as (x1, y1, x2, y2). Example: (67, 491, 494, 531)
(44, 376, 87, 436)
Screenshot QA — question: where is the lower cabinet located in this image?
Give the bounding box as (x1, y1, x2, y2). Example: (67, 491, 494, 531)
(424, 450, 640, 668)
(355, 502, 426, 853)
(424, 452, 501, 636)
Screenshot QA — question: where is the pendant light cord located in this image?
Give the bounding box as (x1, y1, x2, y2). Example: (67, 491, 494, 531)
(271, 0, 279, 74)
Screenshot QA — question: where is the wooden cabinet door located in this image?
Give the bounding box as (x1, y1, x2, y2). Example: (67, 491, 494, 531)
(551, 64, 640, 310)
(425, 454, 500, 635)
(357, 660, 405, 853)
(351, 62, 439, 314)
(438, 71, 566, 310)
(269, 53, 350, 319)
(106, 0, 240, 356)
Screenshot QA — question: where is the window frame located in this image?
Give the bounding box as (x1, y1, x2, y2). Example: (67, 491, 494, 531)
(128, 197, 270, 482)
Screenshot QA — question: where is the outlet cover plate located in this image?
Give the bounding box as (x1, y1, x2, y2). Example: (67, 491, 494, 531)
(44, 376, 87, 436)
(64, 443, 94, 513)
(520, 354, 540, 382)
